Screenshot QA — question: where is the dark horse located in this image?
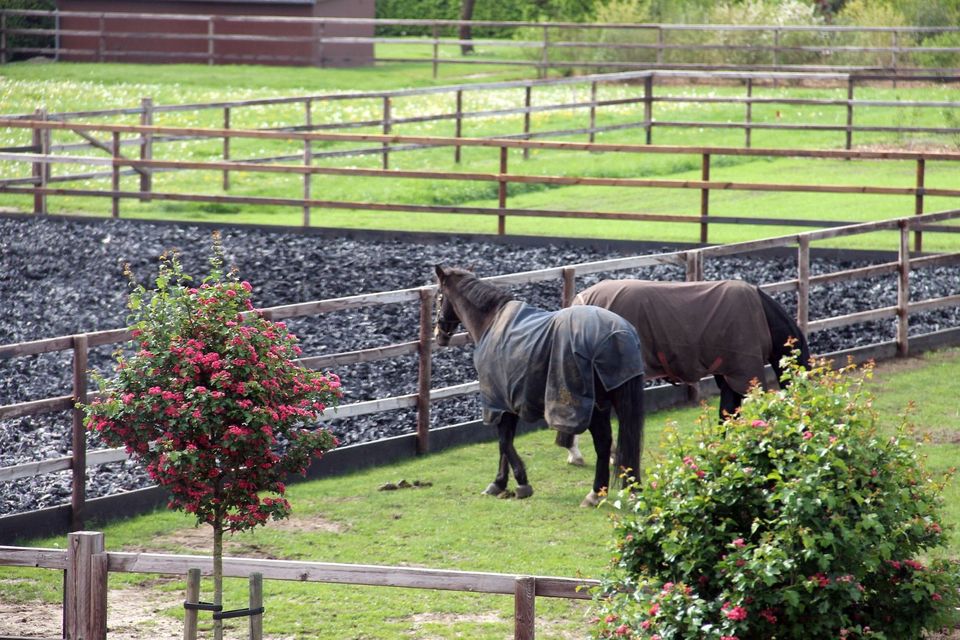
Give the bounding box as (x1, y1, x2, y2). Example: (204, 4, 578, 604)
(434, 265, 646, 507)
(560, 278, 810, 465)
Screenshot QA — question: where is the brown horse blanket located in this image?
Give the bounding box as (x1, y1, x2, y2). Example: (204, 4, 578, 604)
(574, 280, 772, 395)
(474, 300, 644, 434)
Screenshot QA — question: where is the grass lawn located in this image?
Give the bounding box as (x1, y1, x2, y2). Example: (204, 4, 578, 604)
(1, 348, 958, 639)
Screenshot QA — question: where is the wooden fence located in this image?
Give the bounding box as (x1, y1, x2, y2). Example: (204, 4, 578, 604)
(4, 69, 960, 178)
(2, 208, 959, 534)
(3, 10, 960, 75)
(0, 531, 593, 639)
(3, 119, 960, 248)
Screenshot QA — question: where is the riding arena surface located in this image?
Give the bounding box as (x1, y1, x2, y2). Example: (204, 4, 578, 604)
(2, 215, 960, 516)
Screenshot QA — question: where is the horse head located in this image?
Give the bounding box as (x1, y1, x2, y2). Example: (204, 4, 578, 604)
(434, 265, 463, 346)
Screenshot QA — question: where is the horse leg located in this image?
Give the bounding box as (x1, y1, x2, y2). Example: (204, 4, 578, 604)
(715, 375, 743, 423)
(555, 431, 585, 467)
(609, 374, 645, 486)
(483, 417, 514, 496)
(581, 405, 613, 508)
(483, 415, 533, 499)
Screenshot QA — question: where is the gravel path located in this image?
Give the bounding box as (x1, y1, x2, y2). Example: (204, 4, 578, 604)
(2, 216, 958, 514)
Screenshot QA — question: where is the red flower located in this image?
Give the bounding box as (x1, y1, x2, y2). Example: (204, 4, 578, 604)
(725, 606, 748, 621)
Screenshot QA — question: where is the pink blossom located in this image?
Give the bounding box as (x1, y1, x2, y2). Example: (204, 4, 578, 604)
(241, 281, 253, 292)
(751, 419, 767, 428)
(614, 624, 631, 636)
(732, 538, 746, 548)
(725, 606, 748, 621)
(802, 431, 814, 440)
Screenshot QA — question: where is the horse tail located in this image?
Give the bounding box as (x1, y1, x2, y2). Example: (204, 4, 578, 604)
(613, 374, 645, 486)
(757, 287, 811, 378)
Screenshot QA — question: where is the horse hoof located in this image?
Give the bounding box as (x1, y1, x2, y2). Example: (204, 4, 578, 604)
(580, 491, 601, 508)
(482, 483, 504, 496)
(567, 454, 585, 467)
(515, 484, 534, 499)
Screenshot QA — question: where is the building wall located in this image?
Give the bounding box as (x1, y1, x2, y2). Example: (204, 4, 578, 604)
(56, 0, 374, 67)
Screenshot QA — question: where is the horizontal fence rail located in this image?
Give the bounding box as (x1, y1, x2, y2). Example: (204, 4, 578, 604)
(0, 531, 595, 639)
(1, 209, 960, 532)
(3, 118, 960, 246)
(3, 70, 959, 177)
(3, 10, 960, 76)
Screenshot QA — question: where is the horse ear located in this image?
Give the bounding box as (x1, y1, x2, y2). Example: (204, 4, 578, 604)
(434, 264, 446, 281)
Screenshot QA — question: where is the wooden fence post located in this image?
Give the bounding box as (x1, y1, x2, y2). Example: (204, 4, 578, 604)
(72, 334, 88, 532)
(797, 236, 810, 334)
(382, 96, 391, 170)
(97, 14, 105, 62)
(454, 89, 463, 163)
(700, 153, 710, 244)
(184, 567, 201, 640)
(685, 250, 703, 282)
(744, 78, 753, 148)
(539, 26, 549, 79)
(643, 75, 653, 144)
(514, 576, 536, 640)
(65, 531, 107, 640)
(31, 108, 48, 215)
(303, 137, 312, 227)
(207, 16, 215, 66)
(523, 85, 532, 160)
(561, 267, 576, 308)
(897, 221, 910, 357)
(416, 288, 434, 454)
(432, 24, 439, 79)
(249, 572, 264, 640)
(498, 146, 508, 235)
(845, 77, 855, 151)
(223, 107, 231, 190)
(772, 29, 781, 70)
(1, 13, 8, 65)
(655, 26, 664, 66)
(316, 20, 325, 67)
(140, 97, 153, 201)
(111, 131, 120, 218)
(914, 157, 925, 252)
(588, 81, 597, 143)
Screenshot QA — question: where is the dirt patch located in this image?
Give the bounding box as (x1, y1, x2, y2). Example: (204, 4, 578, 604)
(128, 513, 349, 558)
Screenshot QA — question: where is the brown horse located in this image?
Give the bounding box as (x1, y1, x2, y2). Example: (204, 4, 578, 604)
(561, 279, 810, 466)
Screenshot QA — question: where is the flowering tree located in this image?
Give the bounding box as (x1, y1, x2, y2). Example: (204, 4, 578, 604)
(591, 356, 960, 640)
(83, 238, 341, 636)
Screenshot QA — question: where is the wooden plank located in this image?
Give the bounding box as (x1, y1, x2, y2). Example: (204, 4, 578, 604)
(0, 396, 73, 420)
(299, 341, 419, 369)
(909, 294, 960, 313)
(514, 577, 536, 640)
(0, 456, 71, 482)
(5, 119, 960, 163)
(0, 547, 68, 570)
(807, 306, 898, 332)
(104, 551, 597, 597)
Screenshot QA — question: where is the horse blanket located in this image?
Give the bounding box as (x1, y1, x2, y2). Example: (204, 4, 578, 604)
(574, 279, 772, 395)
(474, 300, 644, 434)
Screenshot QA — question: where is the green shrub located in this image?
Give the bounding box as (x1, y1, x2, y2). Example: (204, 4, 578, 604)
(591, 356, 960, 640)
(832, 0, 909, 69)
(1, 0, 55, 62)
(910, 31, 960, 72)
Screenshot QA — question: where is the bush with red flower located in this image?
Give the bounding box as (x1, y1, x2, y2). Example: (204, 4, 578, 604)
(591, 356, 959, 639)
(82, 237, 341, 628)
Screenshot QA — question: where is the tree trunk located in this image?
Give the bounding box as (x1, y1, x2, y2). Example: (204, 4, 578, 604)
(213, 520, 224, 640)
(459, 0, 476, 55)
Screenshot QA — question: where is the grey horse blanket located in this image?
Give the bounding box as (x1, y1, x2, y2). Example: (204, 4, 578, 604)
(574, 280, 772, 395)
(474, 300, 644, 434)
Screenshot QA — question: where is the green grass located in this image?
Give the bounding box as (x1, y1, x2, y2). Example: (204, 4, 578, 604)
(2, 348, 959, 638)
(2, 61, 960, 251)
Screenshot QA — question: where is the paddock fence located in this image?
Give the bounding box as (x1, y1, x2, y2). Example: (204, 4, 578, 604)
(3, 119, 960, 248)
(0, 531, 592, 640)
(3, 70, 960, 179)
(3, 10, 960, 76)
(2, 208, 960, 540)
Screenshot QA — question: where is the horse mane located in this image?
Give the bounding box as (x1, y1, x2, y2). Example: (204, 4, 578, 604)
(451, 268, 514, 314)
